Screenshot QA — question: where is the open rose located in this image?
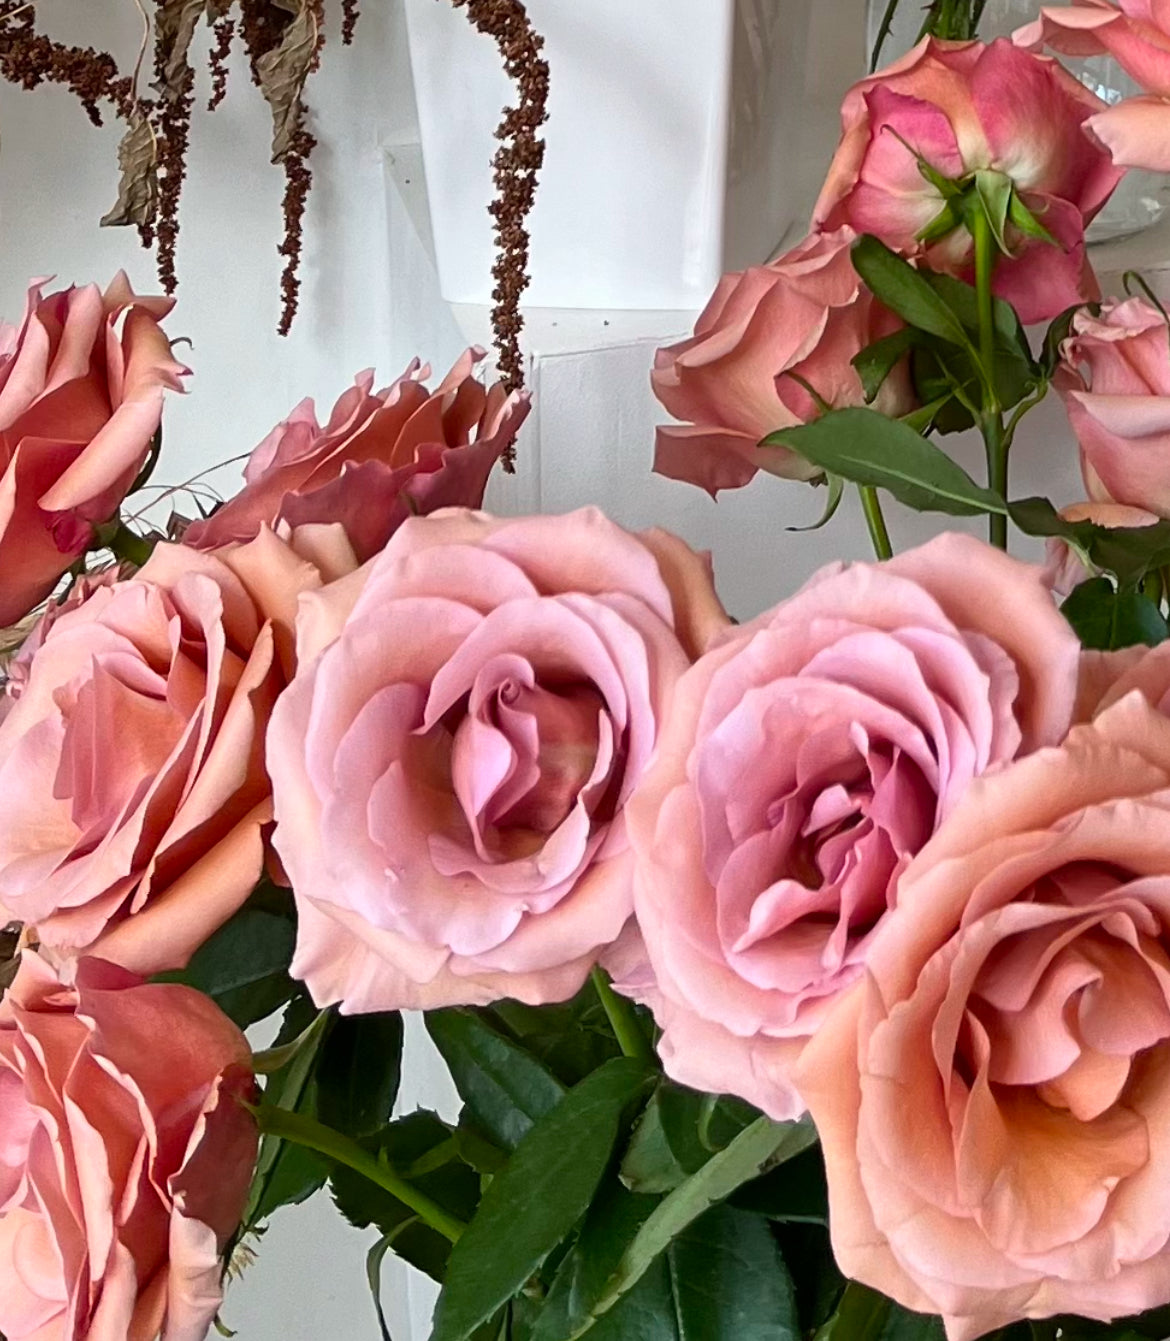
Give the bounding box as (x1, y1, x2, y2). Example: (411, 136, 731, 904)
(814, 38, 1122, 323)
(621, 535, 1081, 1119)
(1056, 297, 1170, 513)
(268, 507, 729, 1013)
(0, 952, 256, 1341)
(184, 350, 529, 561)
(651, 228, 913, 495)
(1017, 1, 1170, 170)
(0, 524, 357, 975)
(0, 274, 186, 628)
(798, 693, 1170, 1339)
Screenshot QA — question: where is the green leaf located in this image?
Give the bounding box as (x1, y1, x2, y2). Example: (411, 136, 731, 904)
(317, 1012, 404, 1141)
(1008, 191, 1058, 247)
(486, 988, 623, 1087)
(367, 1225, 413, 1341)
(973, 169, 1012, 254)
(1009, 496, 1170, 588)
(1040, 303, 1083, 377)
(620, 1087, 698, 1195)
(788, 474, 845, 533)
(772, 1223, 846, 1336)
(427, 1009, 566, 1151)
(851, 236, 974, 351)
(730, 1142, 829, 1224)
(432, 1058, 655, 1341)
(1061, 578, 1169, 651)
(766, 408, 1008, 518)
(814, 1282, 943, 1340)
(852, 329, 920, 403)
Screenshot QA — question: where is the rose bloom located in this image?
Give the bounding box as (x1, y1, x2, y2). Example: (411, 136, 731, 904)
(798, 693, 1170, 1339)
(268, 507, 729, 1013)
(184, 350, 529, 561)
(0, 274, 186, 628)
(651, 228, 913, 495)
(621, 535, 1081, 1120)
(1017, 1, 1170, 171)
(814, 38, 1122, 324)
(1056, 297, 1170, 514)
(0, 952, 257, 1341)
(1041, 499, 1160, 595)
(0, 524, 357, 975)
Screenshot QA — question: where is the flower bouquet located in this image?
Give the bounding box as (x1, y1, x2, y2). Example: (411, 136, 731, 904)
(11, 4, 1170, 1340)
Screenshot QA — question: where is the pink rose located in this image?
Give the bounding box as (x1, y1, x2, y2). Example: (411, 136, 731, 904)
(1017, 1, 1170, 170)
(184, 350, 530, 561)
(1041, 499, 1160, 594)
(621, 534, 1081, 1120)
(1056, 297, 1170, 513)
(798, 693, 1170, 1339)
(651, 228, 913, 495)
(0, 951, 257, 1341)
(268, 507, 730, 1013)
(0, 274, 186, 628)
(0, 524, 358, 975)
(814, 39, 1122, 324)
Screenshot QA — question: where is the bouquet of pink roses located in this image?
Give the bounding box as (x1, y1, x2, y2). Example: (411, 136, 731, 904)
(9, 5, 1170, 1340)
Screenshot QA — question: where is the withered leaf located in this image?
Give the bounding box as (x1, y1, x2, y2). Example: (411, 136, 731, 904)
(154, 0, 209, 102)
(256, 0, 316, 162)
(101, 113, 159, 227)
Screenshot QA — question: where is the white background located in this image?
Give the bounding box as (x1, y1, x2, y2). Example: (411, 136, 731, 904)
(0, 1, 1104, 1337)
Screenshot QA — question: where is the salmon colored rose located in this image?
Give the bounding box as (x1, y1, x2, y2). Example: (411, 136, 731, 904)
(814, 38, 1122, 323)
(0, 952, 257, 1341)
(184, 350, 529, 561)
(621, 535, 1081, 1120)
(651, 228, 913, 495)
(268, 507, 730, 1013)
(0, 274, 186, 628)
(0, 524, 358, 975)
(798, 694, 1170, 1339)
(1056, 297, 1170, 514)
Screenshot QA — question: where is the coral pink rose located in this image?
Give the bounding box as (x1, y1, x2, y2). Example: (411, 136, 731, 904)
(1057, 297, 1170, 513)
(651, 228, 913, 495)
(1041, 499, 1160, 594)
(268, 507, 730, 1013)
(798, 693, 1170, 1339)
(1017, 1, 1170, 170)
(0, 951, 257, 1341)
(620, 534, 1081, 1120)
(0, 274, 186, 628)
(814, 38, 1122, 324)
(0, 524, 358, 975)
(184, 350, 529, 561)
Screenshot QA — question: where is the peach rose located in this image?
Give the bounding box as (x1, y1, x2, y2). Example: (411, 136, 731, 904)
(0, 274, 186, 628)
(815, 39, 1121, 323)
(1041, 499, 1160, 595)
(0, 952, 257, 1341)
(184, 350, 529, 561)
(798, 693, 1170, 1339)
(0, 524, 358, 975)
(621, 535, 1081, 1120)
(651, 228, 913, 495)
(1056, 297, 1170, 514)
(268, 507, 730, 1013)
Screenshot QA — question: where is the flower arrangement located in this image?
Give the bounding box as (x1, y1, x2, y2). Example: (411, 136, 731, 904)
(13, 4, 1170, 1340)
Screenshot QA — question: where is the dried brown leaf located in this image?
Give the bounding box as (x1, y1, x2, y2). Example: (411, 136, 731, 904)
(153, 0, 207, 102)
(101, 112, 159, 226)
(256, 0, 315, 162)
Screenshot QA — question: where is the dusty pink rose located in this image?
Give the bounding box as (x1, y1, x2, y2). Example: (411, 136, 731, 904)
(0, 951, 257, 1341)
(620, 534, 1081, 1120)
(1057, 297, 1170, 513)
(0, 524, 358, 975)
(1041, 499, 1160, 594)
(269, 507, 730, 1013)
(0, 274, 186, 628)
(1017, 1, 1170, 170)
(651, 228, 913, 495)
(184, 350, 529, 561)
(798, 693, 1170, 1339)
(814, 38, 1122, 324)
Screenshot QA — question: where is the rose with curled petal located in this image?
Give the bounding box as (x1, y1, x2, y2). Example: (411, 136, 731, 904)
(797, 692, 1170, 1340)
(618, 534, 1081, 1120)
(267, 506, 730, 1013)
(650, 228, 914, 496)
(814, 38, 1122, 324)
(0, 273, 187, 628)
(0, 951, 257, 1341)
(184, 349, 529, 561)
(0, 523, 358, 976)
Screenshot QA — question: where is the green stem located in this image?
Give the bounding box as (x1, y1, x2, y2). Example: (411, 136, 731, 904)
(104, 522, 154, 569)
(247, 1103, 466, 1243)
(859, 486, 893, 561)
(972, 207, 1008, 550)
(591, 967, 654, 1065)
